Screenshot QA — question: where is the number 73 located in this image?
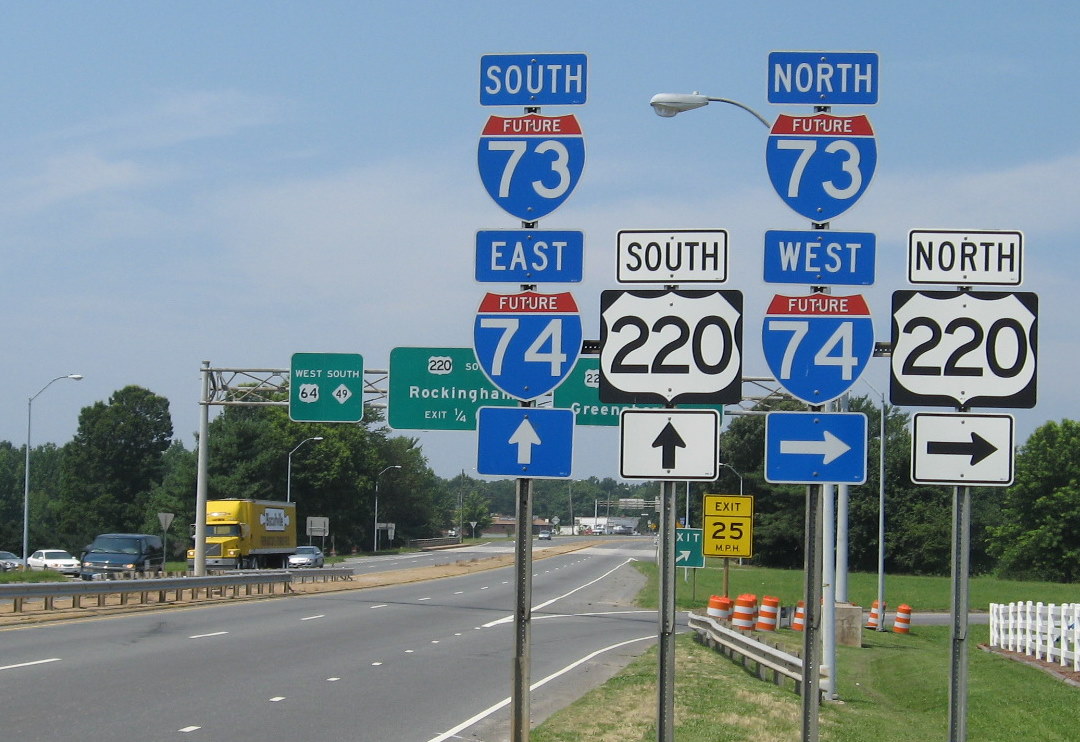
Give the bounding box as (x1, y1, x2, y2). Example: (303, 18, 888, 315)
(767, 320, 858, 380)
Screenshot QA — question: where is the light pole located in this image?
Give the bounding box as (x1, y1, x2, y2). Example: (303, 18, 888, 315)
(373, 465, 401, 552)
(286, 436, 323, 503)
(23, 373, 83, 563)
(862, 379, 889, 631)
(718, 462, 744, 494)
(650, 93, 772, 128)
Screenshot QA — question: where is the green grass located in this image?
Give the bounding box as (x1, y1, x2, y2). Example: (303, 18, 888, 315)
(0, 569, 70, 583)
(533, 566, 1080, 742)
(640, 561, 1080, 613)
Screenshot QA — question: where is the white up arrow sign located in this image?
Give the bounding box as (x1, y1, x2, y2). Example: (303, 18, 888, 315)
(779, 430, 851, 464)
(509, 418, 541, 464)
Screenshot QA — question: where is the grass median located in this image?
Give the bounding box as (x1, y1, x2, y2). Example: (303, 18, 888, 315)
(533, 563, 1080, 741)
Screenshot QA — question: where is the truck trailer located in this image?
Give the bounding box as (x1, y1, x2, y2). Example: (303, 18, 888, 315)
(187, 499, 297, 569)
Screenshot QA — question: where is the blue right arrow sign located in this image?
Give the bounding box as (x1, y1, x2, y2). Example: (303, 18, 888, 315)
(765, 411, 867, 484)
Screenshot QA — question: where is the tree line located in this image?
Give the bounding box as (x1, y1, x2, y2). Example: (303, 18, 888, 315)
(1, 385, 1076, 582)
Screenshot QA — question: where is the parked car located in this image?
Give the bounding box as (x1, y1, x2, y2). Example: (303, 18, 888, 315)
(537, 530, 552, 540)
(27, 550, 81, 575)
(80, 533, 165, 580)
(288, 545, 324, 568)
(0, 550, 24, 572)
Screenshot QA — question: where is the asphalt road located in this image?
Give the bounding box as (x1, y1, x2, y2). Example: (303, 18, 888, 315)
(1, 538, 660, 742)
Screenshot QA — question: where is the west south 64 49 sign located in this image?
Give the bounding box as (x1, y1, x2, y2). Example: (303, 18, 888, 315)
(891, 290, 1038, 409)
(478, 114, 585, 222)
(599, 289, 743, 405)
(766, 113, 876, 222)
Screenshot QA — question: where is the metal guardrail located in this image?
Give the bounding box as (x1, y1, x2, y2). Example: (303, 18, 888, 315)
(408, 537, 462, 549)
(0, 567, 355, 615)
(687, 611, 825, 695)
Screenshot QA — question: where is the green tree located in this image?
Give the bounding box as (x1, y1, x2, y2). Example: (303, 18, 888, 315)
(56, 386, 174, 548)
(989, 419, 1080, 582)
(460, 490, 493, 537)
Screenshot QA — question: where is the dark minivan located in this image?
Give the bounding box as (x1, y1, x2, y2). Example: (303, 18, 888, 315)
(80, 533, 164, 580)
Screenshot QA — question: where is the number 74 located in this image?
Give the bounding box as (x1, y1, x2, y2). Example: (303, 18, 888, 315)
(767, 320, 859, 380)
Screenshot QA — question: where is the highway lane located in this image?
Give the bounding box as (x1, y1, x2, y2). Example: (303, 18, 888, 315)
(1, 539, 660, 742)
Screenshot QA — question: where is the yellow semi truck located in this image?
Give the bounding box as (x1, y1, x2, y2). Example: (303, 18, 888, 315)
(187, 499, 297, 569)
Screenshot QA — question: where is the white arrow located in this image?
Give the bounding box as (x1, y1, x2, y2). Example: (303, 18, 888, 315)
(780, 430, 851, 464)
(509, 418, 542, 465)
(677, 550, 691, 563)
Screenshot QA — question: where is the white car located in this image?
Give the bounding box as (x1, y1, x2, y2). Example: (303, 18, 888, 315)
(27, 549, 81, 575)
(288, 545, 325, 568)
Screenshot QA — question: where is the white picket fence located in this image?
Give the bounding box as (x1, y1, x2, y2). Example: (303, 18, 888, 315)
(989, 601, 1080, 671)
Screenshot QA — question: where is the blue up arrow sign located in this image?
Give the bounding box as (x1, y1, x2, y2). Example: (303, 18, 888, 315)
(765, 411, 867, 484)
(477, 407, 574, 478)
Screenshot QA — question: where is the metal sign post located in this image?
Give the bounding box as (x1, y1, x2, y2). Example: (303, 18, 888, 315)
(511, 475, 534, 742)
(948, 485, 971, 741)
(801, 481, 823, 742)
(657, 479, 677, 742)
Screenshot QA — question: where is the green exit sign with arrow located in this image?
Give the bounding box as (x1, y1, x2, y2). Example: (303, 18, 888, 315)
(675, 528, 704, 568)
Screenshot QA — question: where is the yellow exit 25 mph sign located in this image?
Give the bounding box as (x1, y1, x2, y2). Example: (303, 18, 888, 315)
(702, 494, 754, 558)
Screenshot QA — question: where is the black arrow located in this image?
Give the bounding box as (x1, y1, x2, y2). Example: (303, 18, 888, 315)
(652, 422, 687, 469)
(927, 432, 997, 465)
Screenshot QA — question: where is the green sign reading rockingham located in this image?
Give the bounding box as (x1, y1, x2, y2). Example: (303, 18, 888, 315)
(388, 347, 516, 431)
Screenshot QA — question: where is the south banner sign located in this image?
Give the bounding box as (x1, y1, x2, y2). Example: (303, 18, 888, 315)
(473, 291, 582, 401)
(478, 114, 585, 222)
(762, 293, 874, 405)
(480, 53, 587, 106)
(766, 113, 876, 222)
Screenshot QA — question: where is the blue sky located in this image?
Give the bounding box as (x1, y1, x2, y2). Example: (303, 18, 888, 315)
(3, 2, 1077, 481)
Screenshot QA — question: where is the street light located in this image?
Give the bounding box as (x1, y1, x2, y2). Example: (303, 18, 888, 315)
(718, 462, 744, 495)
(862, 379, 889, 631)
(649, 92, 772, 128)
(373, 465, 401, 552)
(286, 436, 323, 503)
(23, 374, 83, 563)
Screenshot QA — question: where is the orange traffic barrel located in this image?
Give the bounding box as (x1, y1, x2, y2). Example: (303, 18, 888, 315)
(756, 595, 780, 631)
(731, 594, 757, 631)
(704, 596, 721, 622)
(893, 604, 912, 634)
(866, 599, 886, 629)
(792, 600, 806, 631)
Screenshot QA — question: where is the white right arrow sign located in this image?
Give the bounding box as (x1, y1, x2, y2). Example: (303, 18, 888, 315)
(779, 430, 852, 464)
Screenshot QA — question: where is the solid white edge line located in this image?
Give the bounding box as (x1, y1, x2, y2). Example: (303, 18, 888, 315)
(482, 558, 635, 627)
(425, 634, 654, 742)
(1, 657, 61, 671)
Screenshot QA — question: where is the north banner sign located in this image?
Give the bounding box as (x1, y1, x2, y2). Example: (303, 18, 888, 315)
(480, 53, 587, 106)
(762, 293, 874, 405)
(907, 229, 1023, 286)
(763, 230, 875, 285)
(767, 51, 879, 106)
(473, 291, 582, 401)
(388, 347, 516, 431)
(478, 114, 585, 222)
(766, 113, 877, 222)
(289, 352, 364, 423)
(890, 290, 1038, 409)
